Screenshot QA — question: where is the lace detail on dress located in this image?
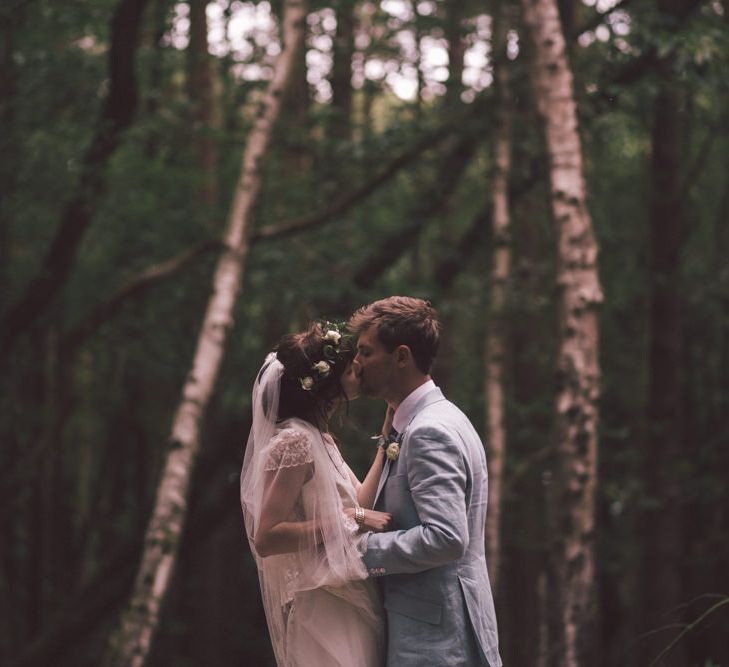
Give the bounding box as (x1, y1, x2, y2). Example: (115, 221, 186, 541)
(265, 428, 314, 471)
(342, 514, 359, 537)
(341, 514, 369, 554)
(283, 558, 301, 603)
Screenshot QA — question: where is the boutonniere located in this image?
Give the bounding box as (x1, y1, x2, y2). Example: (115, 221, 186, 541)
(373, 434, 400, 461)
(385, 442, 400, 461)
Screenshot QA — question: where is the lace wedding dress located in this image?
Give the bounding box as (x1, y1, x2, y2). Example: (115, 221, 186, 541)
(241, 354, 384, 667)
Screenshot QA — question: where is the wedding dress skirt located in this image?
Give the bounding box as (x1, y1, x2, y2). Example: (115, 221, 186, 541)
(243, 414, 384, 667)
(285, 580, 383, 667)
(282, 434, 384, 666)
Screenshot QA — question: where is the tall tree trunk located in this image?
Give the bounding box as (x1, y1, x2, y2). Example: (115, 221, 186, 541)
(0, 0, 150, 358)
(521, 0, 603, 663)
(101, 3, 307, 666)
(638, 75, 687, 667)
(0, 0, 22, 309)
(556, 0, 582, 47)
(330, 0, 355, 141)
(36, 329, 64, 629)
(443, 0, 465, 108)
(144, 0, 173, 158)
(413, 1, 424, 118)
(484, 0, 514, 593)
(281, 6, 311, 173)
(419, 0, 468, 392)
(637, 0, 694, 661)
(188, 0, 219, 218)
(499, 180, 554, 666)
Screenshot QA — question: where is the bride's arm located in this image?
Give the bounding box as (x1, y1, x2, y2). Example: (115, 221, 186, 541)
(356, 403, 394, 509)
(254, 463, 321, 557)
(356, 447, 385, 509)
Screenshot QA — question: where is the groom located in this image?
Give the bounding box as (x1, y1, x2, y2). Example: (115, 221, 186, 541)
(349, 296, 502, 667)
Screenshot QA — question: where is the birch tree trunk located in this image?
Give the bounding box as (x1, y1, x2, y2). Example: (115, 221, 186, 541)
(101, 3, 307, 665)
(484, 0, 514, 593)
(520, 0, 603, 663)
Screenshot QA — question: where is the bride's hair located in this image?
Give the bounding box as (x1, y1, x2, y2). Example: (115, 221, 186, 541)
(275, 322, 353, 429)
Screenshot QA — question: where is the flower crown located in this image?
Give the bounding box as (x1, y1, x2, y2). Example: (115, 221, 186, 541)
(298, 321, 350, 392)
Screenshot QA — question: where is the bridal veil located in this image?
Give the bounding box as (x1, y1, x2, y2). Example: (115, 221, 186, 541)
(240, 352, 374, 666)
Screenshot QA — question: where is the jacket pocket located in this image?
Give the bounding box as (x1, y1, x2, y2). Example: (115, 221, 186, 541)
(385, 590, 442, 625)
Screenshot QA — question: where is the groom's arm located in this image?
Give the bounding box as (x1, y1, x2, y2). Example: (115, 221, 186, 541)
(363, 424, 469, 575)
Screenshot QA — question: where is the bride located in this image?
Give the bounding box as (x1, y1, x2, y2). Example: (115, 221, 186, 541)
(240, 321, 391, 667)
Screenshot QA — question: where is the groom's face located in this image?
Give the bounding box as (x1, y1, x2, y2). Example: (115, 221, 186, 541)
(354, 325, 397, 399)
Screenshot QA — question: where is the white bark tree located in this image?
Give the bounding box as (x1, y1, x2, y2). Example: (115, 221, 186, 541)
(520, 0, 603, 663)
(101, 2, 308, 666)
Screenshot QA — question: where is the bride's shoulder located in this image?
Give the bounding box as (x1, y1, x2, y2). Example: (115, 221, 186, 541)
(273, 418, 315, 442)
(265, 419, 316, 470)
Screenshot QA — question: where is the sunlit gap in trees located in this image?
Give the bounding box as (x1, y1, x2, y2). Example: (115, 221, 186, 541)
(578, 0, 632, 51)
(164, 0, 633, 104)
(166, 0, 496, 103)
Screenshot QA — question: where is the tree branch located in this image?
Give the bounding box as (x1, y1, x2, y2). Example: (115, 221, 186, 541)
(46, 116, 478, 354)
(433, 153, 543, 291)
(60, 238, 224, 354)
(648, 597, 729, 667)
(434, 207, 491, 291)
(250, 121, 457, 243)
(52, 103, 496, 354)
(353, 132, 483, 289)
(0, 0, 150, 357)
(7, 541, 142, 667)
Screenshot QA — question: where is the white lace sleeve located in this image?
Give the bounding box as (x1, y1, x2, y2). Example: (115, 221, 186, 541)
(264, 428, 314, 471)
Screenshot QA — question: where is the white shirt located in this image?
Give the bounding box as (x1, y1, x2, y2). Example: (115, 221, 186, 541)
(392, 379, 436, 434)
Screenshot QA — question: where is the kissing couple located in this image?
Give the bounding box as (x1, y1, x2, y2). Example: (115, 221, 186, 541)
(240, 296, 502, 667)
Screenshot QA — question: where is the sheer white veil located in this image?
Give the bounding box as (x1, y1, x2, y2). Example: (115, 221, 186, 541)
(240, 351, 373, 666)
(240, 351, 283, 541)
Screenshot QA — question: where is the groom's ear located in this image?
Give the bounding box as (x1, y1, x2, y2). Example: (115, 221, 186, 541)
(395, 345, 412, 367)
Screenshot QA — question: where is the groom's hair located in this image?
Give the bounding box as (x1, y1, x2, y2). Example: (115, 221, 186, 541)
(348, 296, 440, 374)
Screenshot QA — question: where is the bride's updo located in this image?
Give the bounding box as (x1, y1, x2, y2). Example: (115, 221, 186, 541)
(275, 322, 354, 428)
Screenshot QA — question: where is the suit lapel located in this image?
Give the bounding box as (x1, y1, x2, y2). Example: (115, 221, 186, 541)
(373, 456, 391, 508)
(372, 388, 446, 508)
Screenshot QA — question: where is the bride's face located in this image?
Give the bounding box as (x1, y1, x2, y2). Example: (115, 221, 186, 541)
(340, 360, 361, 401)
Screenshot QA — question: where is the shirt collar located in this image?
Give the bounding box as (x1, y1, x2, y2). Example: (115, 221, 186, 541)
(392, 379, 436, 434)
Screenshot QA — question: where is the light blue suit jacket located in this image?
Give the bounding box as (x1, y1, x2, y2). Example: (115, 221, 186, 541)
(363, 388, 502, 667)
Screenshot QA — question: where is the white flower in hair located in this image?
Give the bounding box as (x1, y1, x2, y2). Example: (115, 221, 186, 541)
(313, 360, 331, 376)
(300, 376, 315, 390)
(324, 330, 342, 343)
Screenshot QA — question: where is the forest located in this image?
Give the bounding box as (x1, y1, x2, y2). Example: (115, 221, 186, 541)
(1, 0, 728, 665)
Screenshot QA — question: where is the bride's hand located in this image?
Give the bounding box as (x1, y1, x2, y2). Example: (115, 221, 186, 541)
(344, 508, 392, 533)
(362, 509, 392, 532)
